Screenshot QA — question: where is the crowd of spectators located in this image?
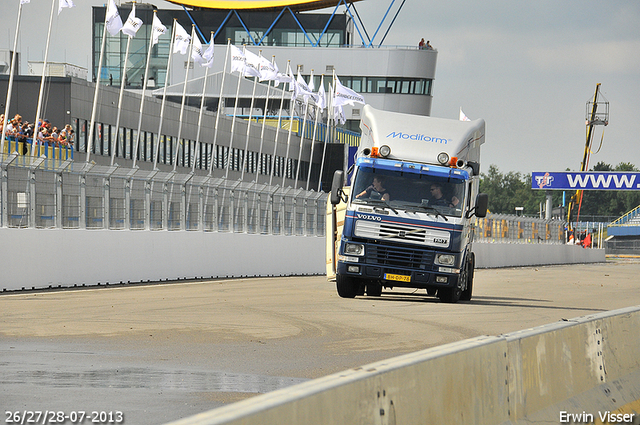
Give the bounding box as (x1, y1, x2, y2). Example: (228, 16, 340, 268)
(1, 113, 74, 150)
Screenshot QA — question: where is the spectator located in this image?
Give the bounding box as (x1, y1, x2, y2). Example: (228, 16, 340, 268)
(65, 125, 75, 147)
(426, 40, 434, 50)
(418, 38, 425, 49)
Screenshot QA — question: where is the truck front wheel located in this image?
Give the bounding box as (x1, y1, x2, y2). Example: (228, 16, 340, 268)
(439, 263, 466, 303)
(336, 274, 359, 298)
(460, 253, 475, 301)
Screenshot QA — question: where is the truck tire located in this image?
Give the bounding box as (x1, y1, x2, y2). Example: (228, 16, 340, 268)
(438, 264, 464, 303)
(460, 253, 475, 301)
(336, 274, 359, 298)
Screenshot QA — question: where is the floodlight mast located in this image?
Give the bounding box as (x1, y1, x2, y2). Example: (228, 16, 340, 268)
(567, 83, 609, 228)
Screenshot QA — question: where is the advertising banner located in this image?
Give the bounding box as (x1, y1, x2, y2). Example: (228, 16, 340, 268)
(532, 172, 640, 191)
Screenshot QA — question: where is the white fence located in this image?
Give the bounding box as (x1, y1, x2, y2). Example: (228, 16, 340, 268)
(1, 153, 326, 236)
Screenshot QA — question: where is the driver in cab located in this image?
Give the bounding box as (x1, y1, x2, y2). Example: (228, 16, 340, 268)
(356, 176, 390, 202)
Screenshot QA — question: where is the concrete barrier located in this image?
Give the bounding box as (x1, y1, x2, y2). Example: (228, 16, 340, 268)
(473, 242, 605, 268)
(165, 306, 640, 425)
(0, 228, 325, 291)
(0, 229, 604, 291)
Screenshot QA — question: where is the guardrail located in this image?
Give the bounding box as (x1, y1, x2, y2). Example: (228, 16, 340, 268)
(166, 305, 640, 425)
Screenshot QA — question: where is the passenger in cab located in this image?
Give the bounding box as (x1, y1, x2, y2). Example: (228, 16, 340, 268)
(430, 183, 459, 208)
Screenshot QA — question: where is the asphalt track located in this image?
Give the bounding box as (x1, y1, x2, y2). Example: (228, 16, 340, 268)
(2, 258, 640, 424)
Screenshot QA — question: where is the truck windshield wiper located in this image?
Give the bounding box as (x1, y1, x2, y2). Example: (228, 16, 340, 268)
(403, 204, 448, 221)
(355, 198, 398, 214)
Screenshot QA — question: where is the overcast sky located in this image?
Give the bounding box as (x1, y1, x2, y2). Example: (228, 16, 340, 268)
(3, 0, 639, 175)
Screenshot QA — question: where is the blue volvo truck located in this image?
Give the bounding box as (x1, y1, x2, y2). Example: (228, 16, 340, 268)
(327, 105, 488, 303)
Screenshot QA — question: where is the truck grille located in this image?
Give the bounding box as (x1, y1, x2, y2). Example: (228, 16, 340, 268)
(366, 244, 434, 269)
(354, 220, 450, 248)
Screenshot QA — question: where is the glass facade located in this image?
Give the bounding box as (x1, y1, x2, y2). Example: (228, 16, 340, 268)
(92, 6, 348, 87)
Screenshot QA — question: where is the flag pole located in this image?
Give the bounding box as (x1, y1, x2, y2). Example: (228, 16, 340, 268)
(224, 44, 246, 179)
(282, 64, 297, 188)
(152, 19, 177, 169)
(294, 70, 313, 187)
(173, 25, 195, 171)
(255, 55, 275, 182)
(318, 71, 336, 191)
(208, 39, 230, 176)
(84, 1, 110, 162)
(192, 31, 214, 174)
(306, 74, 324, 191)
(269, 60, 289, 187)
(110, 36, 133, 165)
(239, 50, 260, 181)
(31, 0, 58, 157)
(131, 11, 158, 168)
(2, 0, 26, 155)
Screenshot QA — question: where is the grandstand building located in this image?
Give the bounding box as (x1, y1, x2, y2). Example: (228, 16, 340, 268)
(2, 0, 437, 191)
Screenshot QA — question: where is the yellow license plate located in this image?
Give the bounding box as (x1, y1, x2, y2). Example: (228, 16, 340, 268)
(384, 273, 411, 282)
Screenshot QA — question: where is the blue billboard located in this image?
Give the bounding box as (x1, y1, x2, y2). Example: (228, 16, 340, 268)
(532, 172, 640, 191)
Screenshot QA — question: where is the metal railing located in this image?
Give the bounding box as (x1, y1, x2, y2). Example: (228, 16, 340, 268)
(609, 205, 640, 227)
(0, 153, 326, 236)
(473, 213, 567, 244)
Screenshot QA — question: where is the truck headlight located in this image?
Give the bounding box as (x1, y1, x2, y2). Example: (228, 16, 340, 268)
(435, 254, 455, 266)
(344, 242, 364, 256)
(379, 145, 391, 157)
(437, 152, 449, 165)
(344, 243, 365, 256)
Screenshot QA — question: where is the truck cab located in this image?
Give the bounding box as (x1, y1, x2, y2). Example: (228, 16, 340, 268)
(327, 105, 488, 303)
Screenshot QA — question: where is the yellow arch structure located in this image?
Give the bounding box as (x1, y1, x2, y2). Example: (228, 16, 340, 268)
(166, 0, 364, 12)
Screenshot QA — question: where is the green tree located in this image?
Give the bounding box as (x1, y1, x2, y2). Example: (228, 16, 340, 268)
(574, 161, 640, 219)
(479, 165, 559, 215)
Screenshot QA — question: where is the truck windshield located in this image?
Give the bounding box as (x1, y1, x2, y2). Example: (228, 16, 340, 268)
(351, 167, 466, 218)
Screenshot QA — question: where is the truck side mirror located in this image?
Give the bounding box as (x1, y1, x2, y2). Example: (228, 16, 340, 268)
(475, 193, 489, 218)
(330, 170, 345, 205)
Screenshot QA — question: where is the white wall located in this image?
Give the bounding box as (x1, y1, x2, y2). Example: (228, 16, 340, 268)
(0, 229, 604, 291)
(473, 242, 605, 268)
(0, 228, 325, 291)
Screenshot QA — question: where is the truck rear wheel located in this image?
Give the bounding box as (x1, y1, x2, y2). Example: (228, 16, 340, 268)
(460, 253, 475, 301)
(336, 274, 359, 298)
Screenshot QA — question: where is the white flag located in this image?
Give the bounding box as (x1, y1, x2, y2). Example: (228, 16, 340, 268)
(105, 0, 123, 36)
(258, 56, 278, 81)
(121, 5, 143, 38)
(296, 71, 317, 103)
(243, 49, 262, 78)
(173, 22, 191, 55)
(191, 35, 205, 64)
(288, 67, 298, 100)
(151, 14, 167, 46)
(273, 72, 290, 88)
(333, 76, 365, 107)
(58, 0, 75, 14)
(459, 107, 471, 121)
(308, 69, 315, 92)
(230, 45, 245, 74)
(334, 103, 346, 125)
(20, 0, 30, 5)
(317, 82, 326, 110)
(201, 36, 215, 68)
